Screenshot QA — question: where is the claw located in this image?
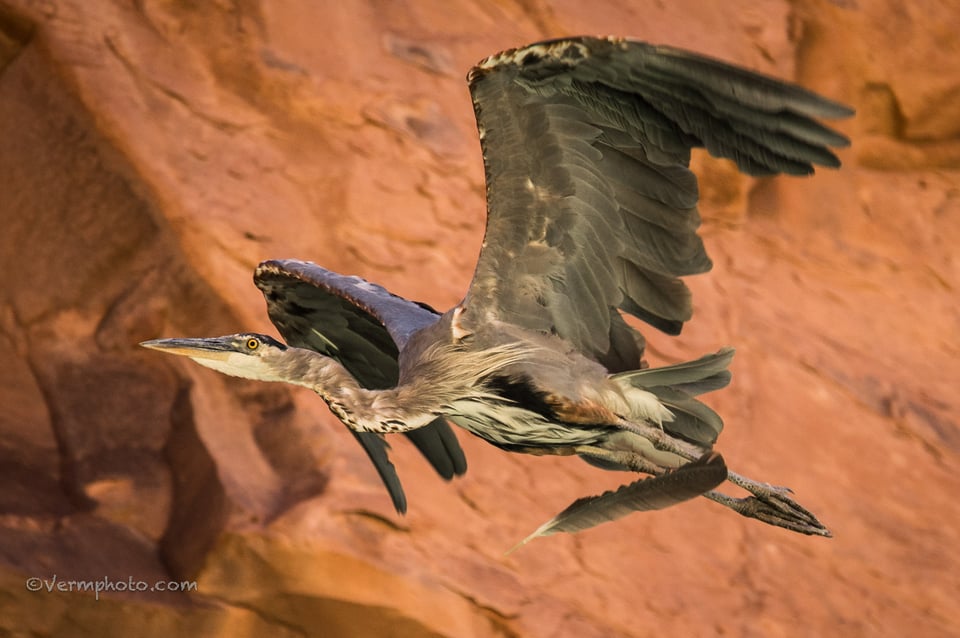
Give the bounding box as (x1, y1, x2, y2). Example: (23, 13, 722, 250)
(704, 470, 830, 536)
(705, 488, 832, 537)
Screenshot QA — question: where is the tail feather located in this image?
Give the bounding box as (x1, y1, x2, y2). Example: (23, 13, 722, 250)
(648, 385, 724, 444)
(612, 348, 734, 446)
(612, 347, 734, 391)
(669, 370, 732, 396)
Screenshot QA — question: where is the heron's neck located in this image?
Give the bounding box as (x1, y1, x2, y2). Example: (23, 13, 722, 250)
(280, 341, 532, 434)
(289, 351, 439, 433)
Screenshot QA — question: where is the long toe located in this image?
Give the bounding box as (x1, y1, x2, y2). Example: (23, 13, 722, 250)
(706, 488, 831, 537)
(745, 490, 831, 536)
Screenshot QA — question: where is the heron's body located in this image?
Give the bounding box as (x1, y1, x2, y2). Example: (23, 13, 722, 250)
(143, 36, 853, 542)
(296, 311, 682, 460)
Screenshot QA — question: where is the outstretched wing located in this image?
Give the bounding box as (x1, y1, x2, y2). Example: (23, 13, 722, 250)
(462, 37, 852, 366)
(254, 259, 466, 513)
(511, 452, 727, 551)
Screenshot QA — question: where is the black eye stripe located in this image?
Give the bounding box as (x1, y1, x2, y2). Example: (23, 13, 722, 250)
(237, 334, 286, 351)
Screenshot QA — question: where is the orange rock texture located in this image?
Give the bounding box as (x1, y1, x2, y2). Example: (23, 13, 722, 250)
(1, 1, 958, 636)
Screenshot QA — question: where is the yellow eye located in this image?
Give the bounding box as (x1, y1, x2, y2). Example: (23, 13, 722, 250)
(246, 338, 259, 350)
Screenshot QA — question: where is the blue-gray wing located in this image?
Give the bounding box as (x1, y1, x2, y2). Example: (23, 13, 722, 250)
(254, 259, 466, 514)
(462, 37, 853, 368)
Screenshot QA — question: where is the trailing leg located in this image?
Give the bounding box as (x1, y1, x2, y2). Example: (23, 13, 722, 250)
(613, 417, 830, 536)
(613, 417, 708, 460)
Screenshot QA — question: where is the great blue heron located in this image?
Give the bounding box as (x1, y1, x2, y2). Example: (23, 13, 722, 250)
(143, 37, 852, 543)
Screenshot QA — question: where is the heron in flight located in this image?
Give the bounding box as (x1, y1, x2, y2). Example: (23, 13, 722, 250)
(143, 37, 852, 543)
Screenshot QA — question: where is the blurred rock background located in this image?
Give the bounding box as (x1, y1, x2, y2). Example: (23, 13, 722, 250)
(0, 0, 957, 636)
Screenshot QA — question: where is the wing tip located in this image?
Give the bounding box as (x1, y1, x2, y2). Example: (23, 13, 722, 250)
(510, 451, 727, 552)
(406, 419, 468, 480)
(506, 519, 555, 555)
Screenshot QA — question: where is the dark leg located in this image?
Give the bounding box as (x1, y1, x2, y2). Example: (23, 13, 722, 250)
(614, 418, 707, 459)
(573, 445, 669, 476)
(614, 418, 831, 536)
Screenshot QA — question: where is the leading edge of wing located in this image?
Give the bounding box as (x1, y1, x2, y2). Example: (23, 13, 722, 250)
(253, 259, 467, 509)
(255, 259, 440, 351)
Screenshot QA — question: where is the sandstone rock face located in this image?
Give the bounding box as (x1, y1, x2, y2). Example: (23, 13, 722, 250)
(1, 1, 958, 636)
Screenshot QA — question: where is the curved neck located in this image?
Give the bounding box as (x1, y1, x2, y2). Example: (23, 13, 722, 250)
(283, 348, 439, 433)
(272, 341, 532, 434)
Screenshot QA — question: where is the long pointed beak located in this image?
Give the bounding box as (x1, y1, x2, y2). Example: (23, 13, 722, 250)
(140, 337, 235, 361)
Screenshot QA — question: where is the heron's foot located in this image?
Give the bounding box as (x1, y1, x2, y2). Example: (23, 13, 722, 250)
(706, 473, 831, 537)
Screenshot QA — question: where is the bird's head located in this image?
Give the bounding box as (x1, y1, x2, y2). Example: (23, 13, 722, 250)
(140, 333, 290, 381)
